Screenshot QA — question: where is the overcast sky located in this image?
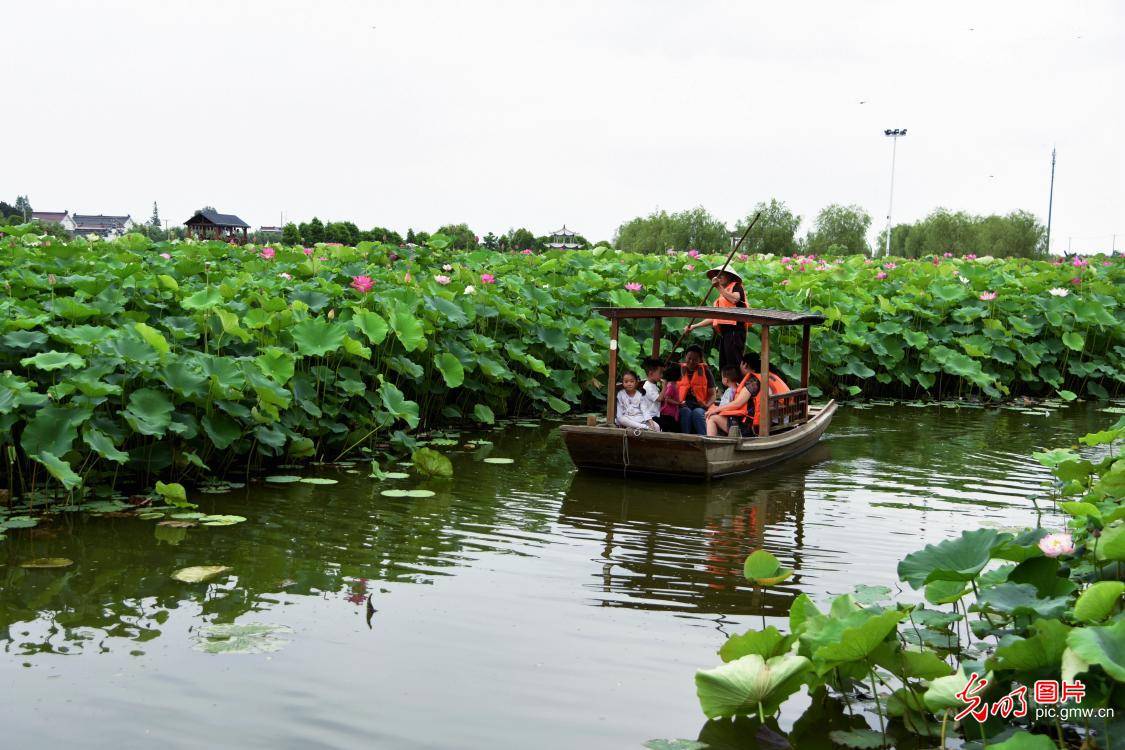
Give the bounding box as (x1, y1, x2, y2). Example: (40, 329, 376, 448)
(5, 0, 1122, 252)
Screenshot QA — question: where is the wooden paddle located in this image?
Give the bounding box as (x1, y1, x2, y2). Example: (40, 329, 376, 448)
(661, 211, 762, 367)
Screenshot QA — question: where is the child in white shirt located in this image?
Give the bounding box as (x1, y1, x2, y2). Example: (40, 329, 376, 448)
(616, 371, 660, 431)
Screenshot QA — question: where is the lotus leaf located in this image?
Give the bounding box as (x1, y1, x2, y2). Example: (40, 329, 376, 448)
(1074, 581, 1125, 624)
(412, 447, 453, 478)
(171, 565, 232, 583)
(694, 653, 810, 720)
(19, 557, 74, 569)
(482, 457, 514, 464)
(897, 528, 1005, 589)
(742, 550, 793, 586)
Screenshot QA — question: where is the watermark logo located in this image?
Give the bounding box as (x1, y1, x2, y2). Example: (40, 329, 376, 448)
(955, 673, 1113, 722)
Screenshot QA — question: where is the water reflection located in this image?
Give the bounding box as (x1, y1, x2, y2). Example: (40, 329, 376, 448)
(559, 445, 829, 616)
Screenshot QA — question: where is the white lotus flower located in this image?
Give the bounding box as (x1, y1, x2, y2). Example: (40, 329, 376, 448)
(442, 264, 453, 271)
(1048, 287, 1069, 297)
(463, 285, 476, 295)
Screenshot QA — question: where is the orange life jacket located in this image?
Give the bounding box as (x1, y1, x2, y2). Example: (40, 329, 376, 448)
(712, 282, 748, 330)
(677, 366, 712, 405)
(719, 371, 789, 427)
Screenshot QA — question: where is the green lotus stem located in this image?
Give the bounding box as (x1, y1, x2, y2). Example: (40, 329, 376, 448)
(758, 700, 765, 724)
(940, 710, 948, 749)
(866, 661, 887, 748)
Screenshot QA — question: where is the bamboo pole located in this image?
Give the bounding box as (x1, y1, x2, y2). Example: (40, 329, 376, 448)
(607, 318, 619, 426)
(760, 325, 770, 436)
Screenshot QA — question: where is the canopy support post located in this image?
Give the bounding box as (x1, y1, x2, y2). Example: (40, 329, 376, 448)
(607, 318, 619, 426)
(760, 325, 770, 436)
(651, 318, 662, 358)
(800, 324, 811, 389)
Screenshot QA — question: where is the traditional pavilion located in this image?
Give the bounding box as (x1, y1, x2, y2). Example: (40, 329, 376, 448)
(545, 225, 582, 250)
(184, 210, 250, 243)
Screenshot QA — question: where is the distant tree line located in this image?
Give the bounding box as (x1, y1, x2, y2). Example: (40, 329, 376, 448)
(613, 200, 1048, 258)
(276, 219, 593, 252)
(1, 192, 1049, 259)
(877, 208, 1046, 259)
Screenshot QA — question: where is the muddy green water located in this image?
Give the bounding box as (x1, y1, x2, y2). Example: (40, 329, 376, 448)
(0, 403, 1115, 749)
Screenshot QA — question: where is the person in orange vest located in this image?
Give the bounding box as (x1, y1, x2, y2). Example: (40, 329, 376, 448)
(705, 354, 789, 436)
(682, 267, 748, 372)
(676, 345, 716, 435)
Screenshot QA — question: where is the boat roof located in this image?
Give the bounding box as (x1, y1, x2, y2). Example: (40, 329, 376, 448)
(595, 306, 825, 326)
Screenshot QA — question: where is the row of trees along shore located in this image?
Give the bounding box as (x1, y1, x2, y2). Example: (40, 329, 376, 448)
(5, 194, 1053, 258)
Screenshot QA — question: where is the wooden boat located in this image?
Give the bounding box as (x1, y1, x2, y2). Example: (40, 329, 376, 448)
(560, 305, 836, 480)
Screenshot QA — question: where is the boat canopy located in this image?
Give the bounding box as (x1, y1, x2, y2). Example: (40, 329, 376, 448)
(597, 305, 825, 436)
(595, 306, 825, 327)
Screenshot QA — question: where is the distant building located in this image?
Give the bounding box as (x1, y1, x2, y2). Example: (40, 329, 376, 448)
(545, 225, 582, 250)
(30, 211, 76, 232)
(73, 214, 135, 238)
(184, 209, 250, 243)
(258, 226, 283, 235)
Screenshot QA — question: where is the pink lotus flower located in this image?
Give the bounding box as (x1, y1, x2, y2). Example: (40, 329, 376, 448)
(781, 256, 792, 264)
(875, 271, 888, 280)
(350, 275, 374, 293)
(883, 262, 897, 270)
(1103, 261, 1112, 267)
(521, 248, 533, 255)
(1038, 532, 1074, 558)
(780, 279, 790, 286)
(302, 247, 314, 256)
(665, 249, 676, 256)
(1072, 257, 1089, 268)
(685, 264, 695, 271)
(979, 291, 997, 301)
(279, 272, 292, 280)
(864, 259, 873, 265)
(625, 282, 643, 292)
(687, 249, 701, 258)
(481, 273, 495, 284)
(737, 253, 749, 261)
(404, 272, 412, 282)
(159, 252, 172, 260)
(317, 256, 327, 262)
(435, 274, 451, 285)
(944, 252, 953, 258)
(260, 247, 276, 260)
(932, 257, 940, 265)
(1071, 277, 1083, 285)
(965, 253, 977, 260)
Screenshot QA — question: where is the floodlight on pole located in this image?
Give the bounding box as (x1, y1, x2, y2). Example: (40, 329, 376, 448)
(883, 128, 907, 257)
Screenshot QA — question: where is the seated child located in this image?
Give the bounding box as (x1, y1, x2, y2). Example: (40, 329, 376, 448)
(615, 371, 659, 431)
(656, 364, 682, 432)
(705, 367, 744, 437)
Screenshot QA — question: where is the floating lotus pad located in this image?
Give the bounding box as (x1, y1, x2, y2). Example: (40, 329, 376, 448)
(483, 457, 515, 464)
(172, 565, 232, 583)
(19, 557, 73, 569)
(265, 475, 302, 483)
(299, 477, 338, 485)
(380, 489, 436, 498)
(200, 515, 247, 526)
(428, 438, 459, 446)
(382, 471, 410, 480)
(171, 512, 205, 519)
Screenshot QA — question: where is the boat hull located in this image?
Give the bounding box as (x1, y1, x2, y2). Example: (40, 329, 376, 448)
(559, 401, 836, 480)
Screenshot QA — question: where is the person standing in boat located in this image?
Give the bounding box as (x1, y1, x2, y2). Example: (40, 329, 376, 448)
(682, 267, 748, 372)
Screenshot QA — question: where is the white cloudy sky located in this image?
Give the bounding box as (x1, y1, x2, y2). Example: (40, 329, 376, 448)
(5, 0, 1122, 252)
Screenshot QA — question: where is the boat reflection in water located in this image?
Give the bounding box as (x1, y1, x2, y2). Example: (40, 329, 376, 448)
(557, 444, 830, 619)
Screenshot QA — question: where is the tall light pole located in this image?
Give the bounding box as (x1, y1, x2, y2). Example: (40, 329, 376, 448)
(1045, 147, 1056, 255)
(883, 128, 907, 257)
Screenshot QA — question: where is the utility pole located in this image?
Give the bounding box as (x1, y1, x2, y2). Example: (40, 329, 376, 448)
(883, 128, 907, 257)
(1045, 147, 1056, 255)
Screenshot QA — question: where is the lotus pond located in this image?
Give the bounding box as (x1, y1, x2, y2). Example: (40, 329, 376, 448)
(0, 402, 1116, 748)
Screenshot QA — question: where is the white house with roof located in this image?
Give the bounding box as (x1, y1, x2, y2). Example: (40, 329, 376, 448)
(72, 214, 135, 238)
(30, 211, 76, 232)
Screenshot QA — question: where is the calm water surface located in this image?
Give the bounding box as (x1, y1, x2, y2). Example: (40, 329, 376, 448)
(0, 403, 1114, 749)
